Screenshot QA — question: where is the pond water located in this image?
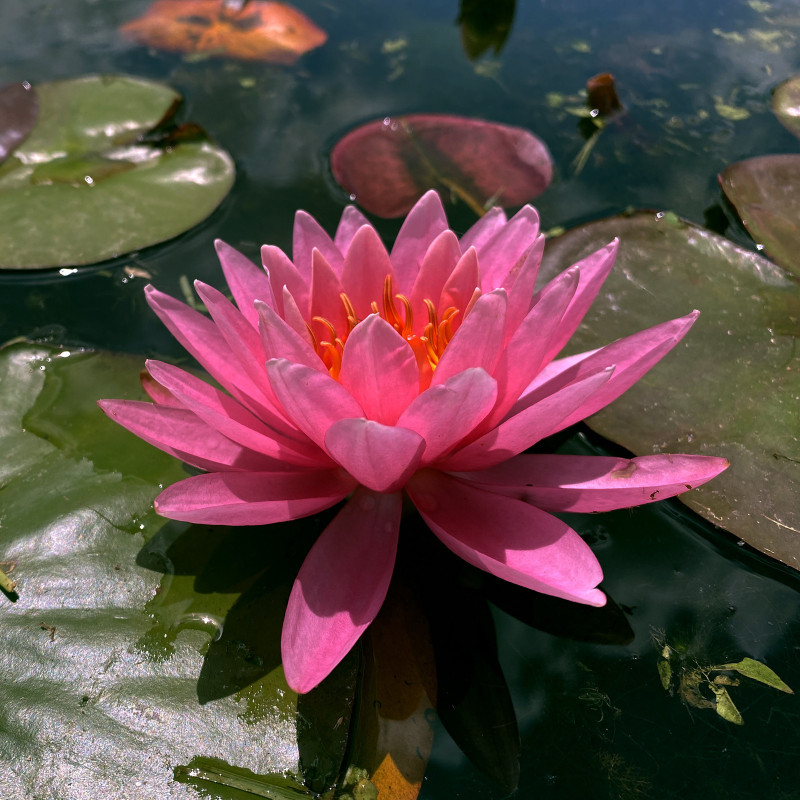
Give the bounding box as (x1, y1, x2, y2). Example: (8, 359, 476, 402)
(1, 1, 800, 798)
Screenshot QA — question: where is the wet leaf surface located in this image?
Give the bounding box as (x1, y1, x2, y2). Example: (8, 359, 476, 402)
(539, 211, 800, 571)
(771, 75, 800, 139)
(121, 0, 327, 64)
(330, 114, 552, 218)
(719, 154, 800, 277)
(0, 75, 234, 269)
(0, 81, 38, 163)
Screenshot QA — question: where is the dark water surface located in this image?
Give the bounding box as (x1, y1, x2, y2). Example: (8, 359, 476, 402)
(1, 1, 800, 798)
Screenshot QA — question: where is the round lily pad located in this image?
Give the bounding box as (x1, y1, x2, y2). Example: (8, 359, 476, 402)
(772, 75, 800, 139)
(330, 114, 553, 218)
(539, 211, 800, 572)
(0, 75, 235, 269)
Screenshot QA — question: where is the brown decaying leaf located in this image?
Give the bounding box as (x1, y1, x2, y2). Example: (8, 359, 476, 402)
(586, 72, 623, 117)
(120, 0, 327, 64)
(0, 81, 39, 163)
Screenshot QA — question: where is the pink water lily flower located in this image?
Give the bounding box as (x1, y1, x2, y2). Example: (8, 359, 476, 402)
(99, 191, 727, 693)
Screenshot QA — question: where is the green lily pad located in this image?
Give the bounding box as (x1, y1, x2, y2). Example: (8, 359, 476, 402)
(539, 211, 800, 571)
(0, 76, 235, 269)
(771, 75, 800, 139)
(0, 342, 356, 798)
(719, 154, 800, 277)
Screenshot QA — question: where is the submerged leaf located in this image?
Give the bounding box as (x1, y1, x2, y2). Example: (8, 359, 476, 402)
(121, 0, 327, 64)
(717, 657, 794, 693)
(710, 684, 744, 725)
(456, 0, 516, 61)
(330, 114, 552, 218)
(772, 75, 800, 139)
(0, 81, 38, 163)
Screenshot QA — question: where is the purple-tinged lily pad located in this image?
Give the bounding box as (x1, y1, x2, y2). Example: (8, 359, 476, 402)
(0, 81, 38, 163)
(772, 75, 800, 139)
(539, 211, 800, 572)
(330, 114, 552, 218)
(719, 154, 800, 277)
(0, 75, 234, 270)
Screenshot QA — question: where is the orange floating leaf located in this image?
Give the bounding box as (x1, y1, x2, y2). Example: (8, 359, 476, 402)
(120, 0, 327, 64)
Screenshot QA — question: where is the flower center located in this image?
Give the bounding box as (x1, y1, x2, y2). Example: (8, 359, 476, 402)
(306, 274, 459, 381)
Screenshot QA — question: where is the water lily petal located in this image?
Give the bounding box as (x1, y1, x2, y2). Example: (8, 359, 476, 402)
(282, 487, 402, 693)
(442, 366, 613, 470)
(256, 300, 326, 371)
(439, 246, 480, 321)
(397, 367, 497, 464)
(334, 204, 371, 254)
(462, 453, 730, 512)
(459, 205, 507, 254)
(502, 234, 545, 336)
(266, 358, 364, 448)
(340, 225, 396, 319)
(432, 289, 507, 385)
(155, 469, 357, 525)
(140, 367, 182, 407)
(339, 315, 419, 424)
(263, 244, 309, 317)
(293, 209, 343, 278)
(408, 230, 462, 322)
(309, 249, 347, 336)
(214, 239, 273, 327)
(477, 205, 540, 290)
(325, 418, 425, 492)
(407, 471, 605, 605)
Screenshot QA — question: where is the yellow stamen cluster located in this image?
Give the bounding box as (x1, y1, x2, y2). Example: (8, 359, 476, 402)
(306, 275, 459, 380)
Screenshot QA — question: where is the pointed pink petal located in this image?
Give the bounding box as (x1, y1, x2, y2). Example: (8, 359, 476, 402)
(340, 225, 396, 319)
(141, 368, 182, 407)
(281, 286, 314, 343)
(538, 239, 618, 364)
(458, 205, 507, 254)
(502, 234, 545, 337)
(334, 204, 372, 254)
(256, 300, 326, 372)
(282, 487, 401, 693)
(441, 366, 613, 471)
(266, 358, 364, 449)
(293, 210, 343, 279)
(432, 289, 507, 386)
(145, 360, 323, 466)
(439, 246, 480, 322)
(338, 316, 419, 424)
(325, 418, 425, 492)
(408, 230, 461, 322)
(396, 367, 497, 464)
(155, 469, 357, 525)
(309, 249, 347, 337)
(520, 311, 700, 433)
(462, 453, 730, 512)
(215, 239, 273, 327)
(98, 399, 283, 472)
(407, 471, 605, 605)
(390, 189, 449, 292)
(263, 244, 309, 317)
(477, 205, 540, 290)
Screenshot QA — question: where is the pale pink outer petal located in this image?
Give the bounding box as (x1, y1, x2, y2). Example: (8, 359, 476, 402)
(155, 469, 358, 525)
(339, 316, 419, 425)
(98, 400, 284, 472)
(340, 225, 396, 319)
(266, 358, 364, 449)
(145, 360, 324, 466)
(396, 368, 497, 465)
(309, 249, 347, 335)
(335, 205, 372, 254)
(458, 205, 507, 254)
(441, 366, 613, 471)
(518, 311, 699, 434)
(502, 234, 544, 337)
(293, 209, 343, 279)
(263, 244, 310, 317)
(214, 239, 273, 327)
(282, 487, 402, 693)
(280, 287, 314, 343)
(407, 471, 605, 605)
(324, 418, 425, 492)
(460, 453, 730, 512)
(256, 301, 326, 372)
(390, 189, 449, 292)
(476, 206, 540, 290)
(538, 239, 618, 365)
(408, 230, 462, 323)
(431, 289, 508, 386)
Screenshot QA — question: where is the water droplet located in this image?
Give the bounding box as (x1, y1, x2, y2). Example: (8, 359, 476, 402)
(84, 175, 94, 186)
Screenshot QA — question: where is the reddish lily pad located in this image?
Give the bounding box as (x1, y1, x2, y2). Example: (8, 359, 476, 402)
(772, 75, 800, 139)
(121, 0, 327, 64)
(0, 81, 38, 163)
(330, 114, 553, 218)
(539, 211, 800, 571)
(719, 154, 800, 277)
(0, 75, 234, 269)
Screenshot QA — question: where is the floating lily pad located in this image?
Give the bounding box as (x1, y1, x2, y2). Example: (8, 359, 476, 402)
(0, 341, 358, 798)
(539, 211, 800, 571)
(121, 0, 327, 64)
(0, 75, 235, 269)
(719, 154, 800, 277)
(771, 75, 800, 138)
(0, 81, 38, 163)
(330, 114, 553, 218)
